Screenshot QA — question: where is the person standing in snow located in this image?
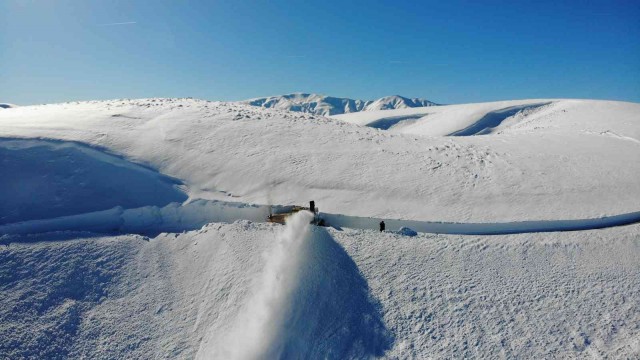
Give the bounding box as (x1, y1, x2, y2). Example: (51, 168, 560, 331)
(379, 221, 385, 232)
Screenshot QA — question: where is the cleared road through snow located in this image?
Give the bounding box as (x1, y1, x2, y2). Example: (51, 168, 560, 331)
(2, 200, 640, 237)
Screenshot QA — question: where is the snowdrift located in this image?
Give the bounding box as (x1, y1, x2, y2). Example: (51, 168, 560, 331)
(333, 99, 640, 138)
(447, 102, 550, 136)
(0, 138, 187, 224)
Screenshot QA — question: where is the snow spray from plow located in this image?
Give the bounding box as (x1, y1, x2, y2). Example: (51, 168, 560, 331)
(197, 211, 391, 359)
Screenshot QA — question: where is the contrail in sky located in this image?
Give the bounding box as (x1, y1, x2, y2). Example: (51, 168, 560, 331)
(98, 21, 137, 26)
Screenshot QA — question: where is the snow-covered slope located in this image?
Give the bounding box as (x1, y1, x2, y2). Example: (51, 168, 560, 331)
(2, 218, 638, 359)
(242, 93, 437, 115)
(0, 139, 186, 224)
(333, 98, 640, 138)
(1, 96, 639, 359)
(1, 98, 638, 223)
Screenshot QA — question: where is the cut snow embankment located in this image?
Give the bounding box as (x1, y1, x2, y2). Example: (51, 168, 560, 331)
(323, 210, 640, 235)
(0, 201, 264, 236)
(2, 199, 640, 238)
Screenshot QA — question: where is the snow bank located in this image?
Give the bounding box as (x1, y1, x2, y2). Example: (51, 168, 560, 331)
(0, 200, 272, 236)
(201, 211, 315, 359)
(323, 210, 640, 235)
(2, 198, 639, 237)
(448, 102, 550, 136)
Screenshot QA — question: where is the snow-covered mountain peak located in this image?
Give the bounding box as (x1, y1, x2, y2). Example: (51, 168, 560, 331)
(365, 95, 438, 111)
(241, 93, 438, 116)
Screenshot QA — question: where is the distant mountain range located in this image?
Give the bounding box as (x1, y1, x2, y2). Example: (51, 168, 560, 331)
(241, 93, 438, 116)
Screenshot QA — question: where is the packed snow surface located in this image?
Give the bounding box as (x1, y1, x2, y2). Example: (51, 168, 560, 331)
(0, 96, 639, 359)
(242, 93, 437, 115)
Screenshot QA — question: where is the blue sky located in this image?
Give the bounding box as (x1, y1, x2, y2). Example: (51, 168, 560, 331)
(1, 0, 639, 105)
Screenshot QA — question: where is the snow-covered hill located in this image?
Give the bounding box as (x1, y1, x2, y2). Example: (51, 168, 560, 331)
(1, 96, 639, 359)
(1, 98, 638, 223)
(2, 215, 639, 359)
(242, 93, 437, 115)
(333, 98, 640, 138)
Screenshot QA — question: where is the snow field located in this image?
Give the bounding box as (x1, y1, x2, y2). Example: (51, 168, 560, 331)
(1, 216, 392, 359)
(0, 234, 143, 359)
(0, 96, 639, 358)
(1, 98, 638, 224)
(338, 225, 640, 358)
(1, 221, 638, 358)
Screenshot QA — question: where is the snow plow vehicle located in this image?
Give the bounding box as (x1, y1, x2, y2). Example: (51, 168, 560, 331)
(268, 201, 325, 226)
